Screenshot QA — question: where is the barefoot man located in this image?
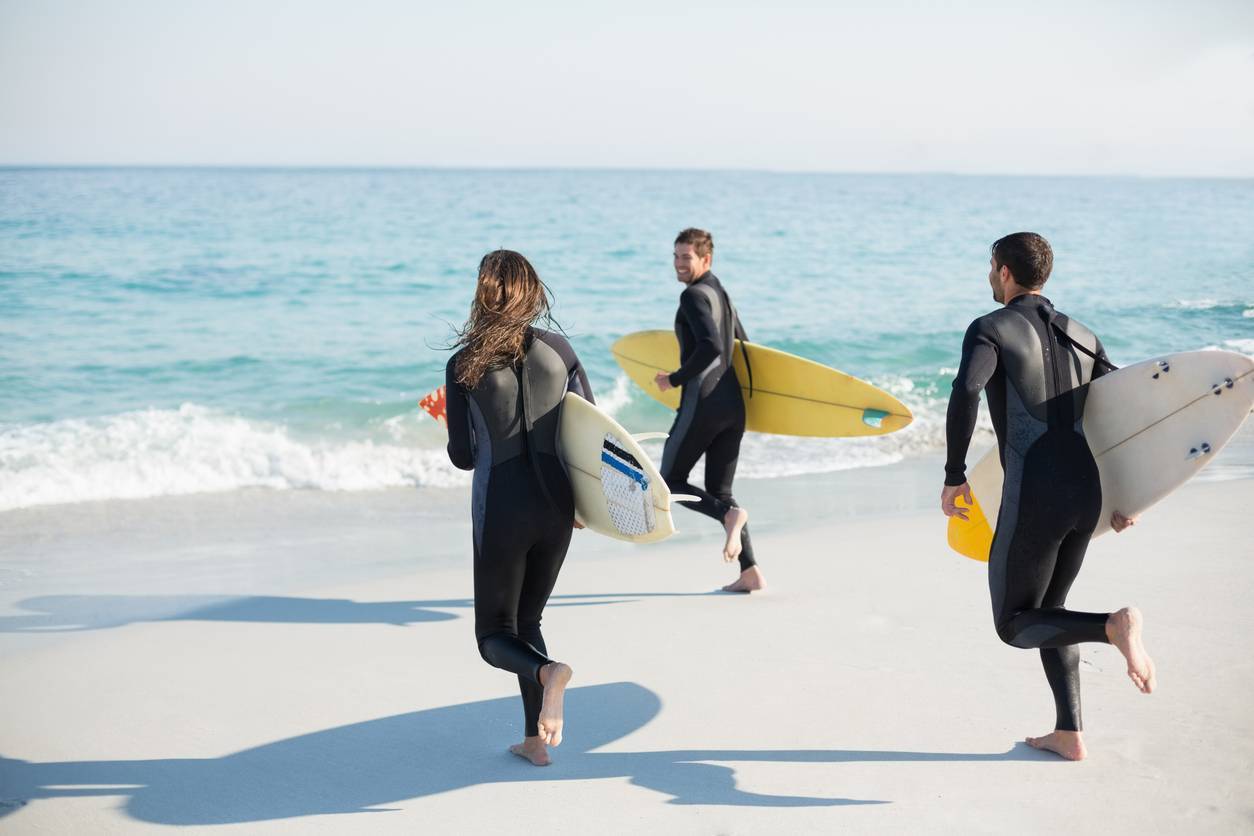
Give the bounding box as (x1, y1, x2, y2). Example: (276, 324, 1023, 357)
(655, 228, 764, 593)
(941, 232, 1155, 760)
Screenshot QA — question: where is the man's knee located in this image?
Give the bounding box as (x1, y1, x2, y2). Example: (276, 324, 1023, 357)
(993, 615, 1020, 647)
(476, 630, 511, 665)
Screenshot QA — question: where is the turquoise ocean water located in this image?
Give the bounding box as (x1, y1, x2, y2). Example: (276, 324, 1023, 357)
(2, 168, 1251, 511)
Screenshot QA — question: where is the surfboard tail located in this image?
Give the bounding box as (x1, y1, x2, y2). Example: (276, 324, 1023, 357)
(946, 493, 993, 562)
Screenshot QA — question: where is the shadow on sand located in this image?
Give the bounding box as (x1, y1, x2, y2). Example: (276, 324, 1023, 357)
(0, 682, 1050, 825)
(0, 591, 723, 633)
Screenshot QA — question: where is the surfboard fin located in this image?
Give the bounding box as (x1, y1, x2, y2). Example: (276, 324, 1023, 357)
(670, 494, 700, 506)
(632, 432, 669, 442)
(861, 408, 889, 428)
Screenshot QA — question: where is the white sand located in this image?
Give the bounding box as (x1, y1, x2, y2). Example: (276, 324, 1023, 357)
(1, 475, 1252, 834)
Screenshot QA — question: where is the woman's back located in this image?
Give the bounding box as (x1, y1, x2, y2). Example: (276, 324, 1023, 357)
(446, 328, 592, 471)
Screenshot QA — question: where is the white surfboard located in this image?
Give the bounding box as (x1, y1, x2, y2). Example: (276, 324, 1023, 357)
(949, 350, 1254, 561)
(558, 392, 684, 544)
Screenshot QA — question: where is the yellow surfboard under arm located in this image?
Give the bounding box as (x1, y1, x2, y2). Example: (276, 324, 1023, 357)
(611, 330, 912, 438)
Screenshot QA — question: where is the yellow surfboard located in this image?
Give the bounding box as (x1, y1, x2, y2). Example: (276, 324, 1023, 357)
(611, 330, 913, 438)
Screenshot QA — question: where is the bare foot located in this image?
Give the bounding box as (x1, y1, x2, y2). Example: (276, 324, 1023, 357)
(1106, 607, 1156, 694)
(537, 662, 572, 747)
(1026, 730, 1087, 761)
(722, 507, 749, 562)
(722, 565, 766, 593)
(509, 737, 551, 766)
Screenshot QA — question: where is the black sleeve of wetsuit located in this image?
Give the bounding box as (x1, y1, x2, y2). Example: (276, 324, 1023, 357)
(945, 319, 999, 486)
(444, 358, 475, 471)
(535, 330, 596, 404)
(668, 287, 721, 387)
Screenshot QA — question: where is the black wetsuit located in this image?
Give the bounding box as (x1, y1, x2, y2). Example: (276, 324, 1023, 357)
(661, 271, 756, 571)
(445, 328, 593, 737)
(946, 294, 1115, 732)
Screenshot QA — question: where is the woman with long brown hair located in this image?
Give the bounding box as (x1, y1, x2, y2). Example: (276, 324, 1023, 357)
(444, 249, 594, 767)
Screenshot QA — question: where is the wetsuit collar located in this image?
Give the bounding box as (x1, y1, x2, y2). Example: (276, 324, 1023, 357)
(690, 270, 714, 286)
(1007, 293, 1051, 308)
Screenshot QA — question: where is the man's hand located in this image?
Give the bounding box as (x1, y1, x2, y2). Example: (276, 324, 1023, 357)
(1111, 512, 1139, 533)
(941, 483, 974, 520)
(654, 372, 674, 392)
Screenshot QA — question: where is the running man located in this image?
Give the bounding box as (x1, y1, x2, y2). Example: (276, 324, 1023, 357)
(655, 228, 764, 593)
(941, 232, 1155, 761)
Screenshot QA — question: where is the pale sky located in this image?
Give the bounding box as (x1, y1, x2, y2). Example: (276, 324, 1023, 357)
(2, 0, 1252, 176)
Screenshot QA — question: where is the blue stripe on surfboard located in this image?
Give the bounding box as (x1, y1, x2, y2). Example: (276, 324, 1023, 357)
(600, 451, 650, 490)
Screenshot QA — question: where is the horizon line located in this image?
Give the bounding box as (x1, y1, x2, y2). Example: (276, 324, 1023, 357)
(1, 163, 1252, 182)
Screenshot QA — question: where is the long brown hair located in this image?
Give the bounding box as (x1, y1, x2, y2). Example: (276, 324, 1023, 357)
(452, 250, 555, 389)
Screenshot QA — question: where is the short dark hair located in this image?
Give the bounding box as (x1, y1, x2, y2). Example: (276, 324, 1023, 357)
(674, 228, 714, 259)
(991, 232, 1053, 290)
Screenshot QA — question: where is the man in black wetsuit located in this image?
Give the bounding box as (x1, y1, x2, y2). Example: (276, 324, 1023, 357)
(941, 232, 1155, 761)
(654, 228, 763, 593)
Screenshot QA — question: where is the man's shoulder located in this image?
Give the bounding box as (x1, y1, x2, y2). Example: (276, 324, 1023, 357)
(680, 280, 720, 305)
(967, 307, 1013, 332)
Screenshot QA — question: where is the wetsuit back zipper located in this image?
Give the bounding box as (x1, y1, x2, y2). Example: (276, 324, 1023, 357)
(1041, 305, 1072, 429)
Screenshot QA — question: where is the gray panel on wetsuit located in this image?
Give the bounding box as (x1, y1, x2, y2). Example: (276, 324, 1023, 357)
(467, 364, 524, 463)
(521, 337, 572, 457)
(468, 398, 493, 553)
(688, 282, 731, 399)
(988, 379, 1042, 628)
(662, 384, 701, 476)
(665, 282, 733, 470)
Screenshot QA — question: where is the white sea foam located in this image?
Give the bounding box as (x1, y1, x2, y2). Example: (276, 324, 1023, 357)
(1224, 338, 1254, 357)
(1204, 339, 1254, 358)
(597, 374, 634, 417)
(0, 404, 469, 512)
(1243, 309, 1254, 319)
(0, 373, 996, 511)
(1167, 299, 1221, 310)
